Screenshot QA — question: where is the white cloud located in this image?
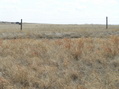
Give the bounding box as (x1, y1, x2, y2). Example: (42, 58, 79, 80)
(93, 0, 118, 4)
(0, 0, 119, 24)
(2, 0, 19, 3)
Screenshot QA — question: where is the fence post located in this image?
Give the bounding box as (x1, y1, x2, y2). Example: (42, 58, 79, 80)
(20, 19, 22, 30)
(106, 17, 108, 29)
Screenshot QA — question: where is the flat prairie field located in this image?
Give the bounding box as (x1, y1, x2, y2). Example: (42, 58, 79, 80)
(0, 23, 119, 39)
(0, 23, 119, 89)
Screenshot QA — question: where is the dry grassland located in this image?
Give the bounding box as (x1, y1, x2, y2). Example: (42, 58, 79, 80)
(0, 24, 119, 39)
(0, 24, 119, 89)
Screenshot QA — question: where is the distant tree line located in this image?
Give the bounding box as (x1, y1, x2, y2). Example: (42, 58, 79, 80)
(0, 21, 21, 25)
(16, 22, 21, 25)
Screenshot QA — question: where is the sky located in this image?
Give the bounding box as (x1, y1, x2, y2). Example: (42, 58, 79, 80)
(0, 0, 119, 24)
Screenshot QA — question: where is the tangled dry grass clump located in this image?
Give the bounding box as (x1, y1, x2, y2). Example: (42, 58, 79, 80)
(0, 35, 119, 89)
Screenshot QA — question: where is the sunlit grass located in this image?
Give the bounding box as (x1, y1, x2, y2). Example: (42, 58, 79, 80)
(0, 36, 119, 89)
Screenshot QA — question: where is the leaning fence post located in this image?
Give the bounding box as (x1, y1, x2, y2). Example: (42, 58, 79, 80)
(106, 17, 108, 29)
(20, 19, 22, 30)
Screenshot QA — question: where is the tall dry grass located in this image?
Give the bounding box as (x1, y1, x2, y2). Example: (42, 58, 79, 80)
(0, 36, 119, 89)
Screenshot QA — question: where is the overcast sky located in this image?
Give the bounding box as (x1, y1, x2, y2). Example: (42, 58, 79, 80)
(0, 0, 119, 24)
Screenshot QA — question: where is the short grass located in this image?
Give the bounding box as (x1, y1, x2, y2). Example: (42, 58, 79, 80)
(0, 23, 119, 39)
(0, 24, 119, 89)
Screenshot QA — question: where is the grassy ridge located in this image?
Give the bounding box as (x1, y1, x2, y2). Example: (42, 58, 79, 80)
(0, 36, 119, 89)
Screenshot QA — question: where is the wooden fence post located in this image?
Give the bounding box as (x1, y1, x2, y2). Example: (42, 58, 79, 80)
(21, 19, 22, 30)
(106, 17, 108, 29)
